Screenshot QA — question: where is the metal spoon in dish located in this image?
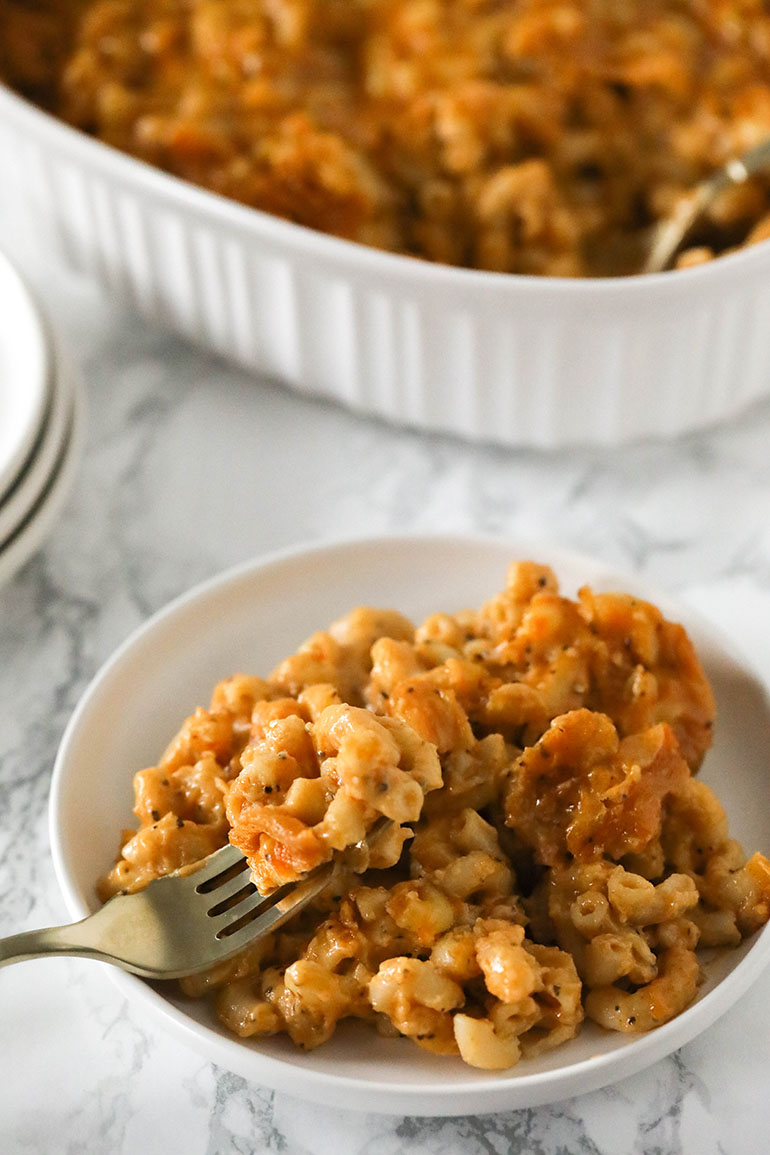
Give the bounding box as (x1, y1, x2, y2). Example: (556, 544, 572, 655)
(642, 138, 770, 274)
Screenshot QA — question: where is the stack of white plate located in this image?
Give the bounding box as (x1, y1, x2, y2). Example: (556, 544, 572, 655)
(0, 247, 84, 588)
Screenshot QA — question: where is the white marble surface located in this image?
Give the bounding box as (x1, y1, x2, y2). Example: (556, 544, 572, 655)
(2, 208, 770, 1155)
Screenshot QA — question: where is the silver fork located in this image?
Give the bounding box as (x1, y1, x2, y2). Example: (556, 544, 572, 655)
(0, 842, 353, 979)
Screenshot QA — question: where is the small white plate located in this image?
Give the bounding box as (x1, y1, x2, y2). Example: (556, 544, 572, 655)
(49, 536, 770, 1115)
(0, 355, 84, 588)
(0, 335, 74, 547)
(0, 247, 51, 503)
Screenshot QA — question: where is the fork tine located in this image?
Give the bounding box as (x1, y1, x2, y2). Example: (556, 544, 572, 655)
(214, 915, 282, 957)
(189, 842, 246, 885)
(205, 818, 394, 953)
(207, 885, 279, 934)
(210, 866, 334, 952)
(201, 865, 255, 908)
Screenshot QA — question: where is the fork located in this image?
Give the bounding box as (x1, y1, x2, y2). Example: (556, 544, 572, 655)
(0, 838, 363, 979)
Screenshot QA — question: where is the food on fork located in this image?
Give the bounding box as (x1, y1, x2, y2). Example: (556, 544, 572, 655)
(99, 560, 770, 1068)
(227, 702, 441, 892)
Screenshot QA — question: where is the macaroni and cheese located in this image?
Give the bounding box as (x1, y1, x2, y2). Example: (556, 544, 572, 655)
(98, 561, 770, 1069)
(3, 0, 770, 275)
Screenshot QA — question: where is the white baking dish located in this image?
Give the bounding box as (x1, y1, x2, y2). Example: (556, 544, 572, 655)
(2, 81, 769, 448)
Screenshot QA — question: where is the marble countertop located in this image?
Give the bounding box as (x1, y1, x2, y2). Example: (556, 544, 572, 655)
(2, 211, 770, 1155)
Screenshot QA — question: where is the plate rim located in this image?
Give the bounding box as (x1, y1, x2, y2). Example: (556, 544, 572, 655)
(0, 355, 85, 588)
(0, 328, 75, 546)
(0, 246, 52, 503)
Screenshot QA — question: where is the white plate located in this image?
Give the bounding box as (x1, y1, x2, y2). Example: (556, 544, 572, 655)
(0, 355, 84, 588)
(0, 245, 51, 502)
(0, 334, 74, 547)
(49, 535, 770, 1115)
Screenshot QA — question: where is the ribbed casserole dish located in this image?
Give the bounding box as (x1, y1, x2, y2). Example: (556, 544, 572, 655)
(2, 81, 770, 448)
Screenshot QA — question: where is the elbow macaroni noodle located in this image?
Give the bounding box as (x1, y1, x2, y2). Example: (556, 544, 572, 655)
(99, 561, 770, 1069)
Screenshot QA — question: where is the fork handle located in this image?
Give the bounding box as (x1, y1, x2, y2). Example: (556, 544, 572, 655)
(0, 919, 121, 969)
